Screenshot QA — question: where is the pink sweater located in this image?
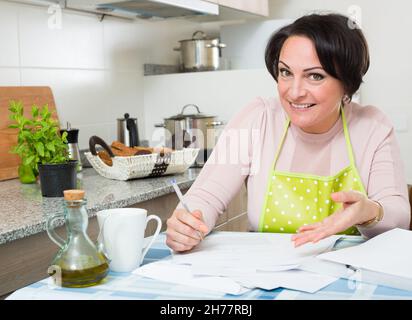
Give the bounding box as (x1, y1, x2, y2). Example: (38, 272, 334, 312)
(180, 97, 410, 238)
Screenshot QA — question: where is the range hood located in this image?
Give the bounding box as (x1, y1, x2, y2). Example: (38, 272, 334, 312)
(66, 0, 219, 19)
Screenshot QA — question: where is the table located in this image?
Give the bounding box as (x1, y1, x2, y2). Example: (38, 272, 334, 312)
(7, 234, 412, 300)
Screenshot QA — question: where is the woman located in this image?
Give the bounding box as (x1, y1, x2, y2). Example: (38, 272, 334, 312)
(166, 13, 410, 252)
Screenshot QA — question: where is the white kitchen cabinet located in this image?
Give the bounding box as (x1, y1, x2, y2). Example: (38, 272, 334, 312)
(10, 0, 268, 20)
(216, 0, 269, 17)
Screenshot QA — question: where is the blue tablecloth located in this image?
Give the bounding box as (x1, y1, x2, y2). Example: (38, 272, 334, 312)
(7, 233, 412, 300)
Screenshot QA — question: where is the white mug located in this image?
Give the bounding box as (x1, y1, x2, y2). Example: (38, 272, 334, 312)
(96, 208, 162, 273)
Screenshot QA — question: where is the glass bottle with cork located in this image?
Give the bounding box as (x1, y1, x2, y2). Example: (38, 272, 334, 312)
(46, 189, 109, 287)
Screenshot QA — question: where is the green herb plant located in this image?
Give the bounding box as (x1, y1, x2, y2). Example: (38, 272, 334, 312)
(8, 100, 70, 174)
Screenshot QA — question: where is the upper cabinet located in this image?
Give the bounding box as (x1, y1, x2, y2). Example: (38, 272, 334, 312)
(9, 0, 268, 20)
(206, 0, 268, 17)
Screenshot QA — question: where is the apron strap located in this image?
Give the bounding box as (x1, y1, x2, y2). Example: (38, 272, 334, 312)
(272, 116, 290, 169)
(341, 106, 356, 167)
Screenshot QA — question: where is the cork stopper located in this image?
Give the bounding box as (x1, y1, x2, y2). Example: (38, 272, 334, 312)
(63, 189, 85, 201)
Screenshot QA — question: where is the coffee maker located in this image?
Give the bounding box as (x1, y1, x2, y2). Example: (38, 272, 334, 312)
(117, 113, 139, 147)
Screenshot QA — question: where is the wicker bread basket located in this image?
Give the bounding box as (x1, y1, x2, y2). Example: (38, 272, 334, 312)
(85, 136, 199, 181)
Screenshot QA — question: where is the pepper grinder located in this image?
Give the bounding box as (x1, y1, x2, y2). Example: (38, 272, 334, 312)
(60, 122, 82, 172)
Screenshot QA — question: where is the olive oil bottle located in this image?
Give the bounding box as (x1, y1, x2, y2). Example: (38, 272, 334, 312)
(47, 190, 109, 287)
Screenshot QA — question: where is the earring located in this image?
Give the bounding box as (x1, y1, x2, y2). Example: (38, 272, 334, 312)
(342, 94, 351, 104)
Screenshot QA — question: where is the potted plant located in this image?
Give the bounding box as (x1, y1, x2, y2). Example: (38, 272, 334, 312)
(8, 101, 77, 197)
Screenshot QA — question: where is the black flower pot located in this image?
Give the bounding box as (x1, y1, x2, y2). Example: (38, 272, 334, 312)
(38, 160, 78, 197)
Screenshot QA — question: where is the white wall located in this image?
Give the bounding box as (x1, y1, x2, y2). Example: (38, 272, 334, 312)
(144, 69, 276, 146)
(220, 18, 292, 69)
(266, 0, 412, 182)
(0, 1, 211, 149)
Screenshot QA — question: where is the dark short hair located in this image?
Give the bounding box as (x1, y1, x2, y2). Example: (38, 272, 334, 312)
(265, 13, 370, 99)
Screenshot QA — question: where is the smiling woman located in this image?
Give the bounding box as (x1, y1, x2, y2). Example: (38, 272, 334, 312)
(164, 13, 411, 252)
(265, 13, 369, 134)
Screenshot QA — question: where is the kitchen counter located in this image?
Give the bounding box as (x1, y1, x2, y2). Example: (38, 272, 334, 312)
(0, 168, 201, 246)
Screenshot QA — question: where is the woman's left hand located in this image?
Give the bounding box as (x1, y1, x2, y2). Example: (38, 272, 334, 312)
(291, 190, 380, 247)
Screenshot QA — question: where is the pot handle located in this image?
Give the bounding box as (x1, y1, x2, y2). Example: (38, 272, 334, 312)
(173, 47, 181, 51)
(205, 42, 227, 49)
(180, 104, 201, 115)
(206, 121, 225, 127)
(154, 123, 166, 128)
(192, 30, 207, 40)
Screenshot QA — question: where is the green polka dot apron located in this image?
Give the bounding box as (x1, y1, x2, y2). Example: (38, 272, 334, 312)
(259, 107, 365, 235)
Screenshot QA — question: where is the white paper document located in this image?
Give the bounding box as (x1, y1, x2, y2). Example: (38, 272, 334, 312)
(191, 264, 300, 277)
(233, 270, 338, 293)
(316, 228, 412, 291)
(172, 232, 341, 269)
(134, 231, 341, 294)
(133, 260, 250, 295)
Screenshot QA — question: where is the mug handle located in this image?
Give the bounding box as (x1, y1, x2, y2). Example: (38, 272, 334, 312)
(140, 215, 162, 265)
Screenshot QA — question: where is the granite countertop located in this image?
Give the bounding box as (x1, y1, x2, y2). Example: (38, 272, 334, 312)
(0, 168, 201, 245)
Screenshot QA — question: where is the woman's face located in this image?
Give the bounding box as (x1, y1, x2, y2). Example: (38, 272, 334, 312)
(277, 35, 345, 134)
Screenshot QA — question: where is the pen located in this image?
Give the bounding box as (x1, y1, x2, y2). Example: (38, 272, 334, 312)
(170, 179, 204, 241)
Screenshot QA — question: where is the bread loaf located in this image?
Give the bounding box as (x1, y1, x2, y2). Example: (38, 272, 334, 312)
(97, 150, 113, 166)
(110, 141, 173, 157)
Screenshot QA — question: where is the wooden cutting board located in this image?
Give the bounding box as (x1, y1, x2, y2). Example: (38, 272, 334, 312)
(0, 87, 59, 181)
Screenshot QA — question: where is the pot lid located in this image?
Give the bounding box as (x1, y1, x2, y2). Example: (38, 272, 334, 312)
(178, 30, 216, 42)
(166, 104, 215, 120)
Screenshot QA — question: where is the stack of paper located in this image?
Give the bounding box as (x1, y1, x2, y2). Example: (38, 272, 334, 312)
(312, 228, 412, 292)
(133, 231, 341, 295)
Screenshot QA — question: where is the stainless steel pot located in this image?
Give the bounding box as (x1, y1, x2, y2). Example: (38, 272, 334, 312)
(154, 104, 225, 166)
(174, 31, 226, 72)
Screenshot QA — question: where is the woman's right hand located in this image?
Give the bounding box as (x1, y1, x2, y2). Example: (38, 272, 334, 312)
(166, 209, 209, 252)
